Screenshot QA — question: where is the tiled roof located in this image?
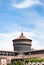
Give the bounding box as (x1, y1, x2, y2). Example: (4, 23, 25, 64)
(29, 54, 44, 58)
(13, 32, 32, 41)
(8, 54, 44, 59)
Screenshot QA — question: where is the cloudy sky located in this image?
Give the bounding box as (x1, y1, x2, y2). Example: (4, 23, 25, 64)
(0, 0, 44, 51)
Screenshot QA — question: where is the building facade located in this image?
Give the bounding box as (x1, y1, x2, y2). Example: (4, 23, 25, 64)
(0, 33, 44, 65)
(13, 33, 32, 54)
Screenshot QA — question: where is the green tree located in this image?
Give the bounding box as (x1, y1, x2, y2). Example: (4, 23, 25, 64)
(13, 61, 24, 65)
(42, 58, 44, 62)
(25, 59, 30, 63)
(25, 58, 44, 63)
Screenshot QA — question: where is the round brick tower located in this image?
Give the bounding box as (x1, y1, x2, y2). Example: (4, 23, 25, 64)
(12, 32, 32, 54)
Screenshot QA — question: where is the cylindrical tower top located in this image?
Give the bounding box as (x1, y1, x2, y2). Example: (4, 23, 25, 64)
(13, 33, 32, 52)
(13, 32, 32, 41)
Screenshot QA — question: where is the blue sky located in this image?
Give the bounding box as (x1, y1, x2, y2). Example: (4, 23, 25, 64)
(0, 0, 44, 51)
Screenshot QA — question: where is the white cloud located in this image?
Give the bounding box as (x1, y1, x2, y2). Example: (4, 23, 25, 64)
(11, 0, 41, 8)
(0, 15, 44, 51)
(0, 31, 21, 51)
(0, 31, 37, 51)
(0, 0, 44, 51)
(1, 27, 44, 50)
(0, 28, 44, 51)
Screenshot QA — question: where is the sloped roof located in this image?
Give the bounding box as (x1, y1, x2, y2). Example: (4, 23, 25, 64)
(13, 32, 32, 41)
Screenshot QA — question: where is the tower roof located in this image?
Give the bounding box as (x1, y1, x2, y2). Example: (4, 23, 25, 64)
(13, 32, 32, 41)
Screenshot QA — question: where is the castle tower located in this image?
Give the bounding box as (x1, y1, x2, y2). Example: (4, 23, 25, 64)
(12, 32, 32, 54)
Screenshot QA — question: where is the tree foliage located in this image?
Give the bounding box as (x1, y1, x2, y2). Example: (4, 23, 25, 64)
(13, 61, 24, 65)
(25, 58, 44, 63)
